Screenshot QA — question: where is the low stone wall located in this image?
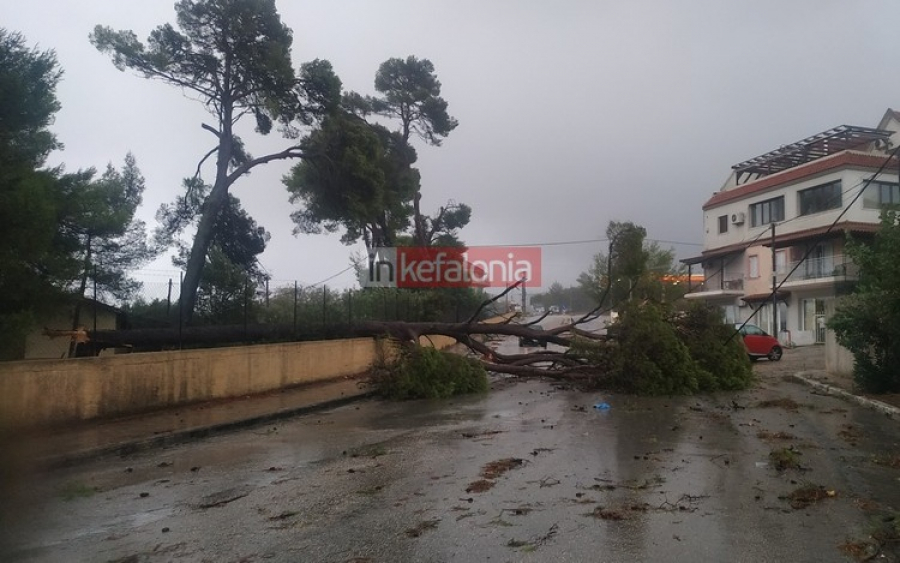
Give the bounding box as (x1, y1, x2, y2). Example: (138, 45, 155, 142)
(0, 314, 515, 429)
(824, 329, 855, 376)
(0, 338, 381, 429)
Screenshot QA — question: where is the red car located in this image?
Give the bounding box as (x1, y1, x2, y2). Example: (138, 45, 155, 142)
(735, 323, 783, 361)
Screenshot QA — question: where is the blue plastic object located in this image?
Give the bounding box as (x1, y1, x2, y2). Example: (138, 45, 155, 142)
(593, 402, 611, 410)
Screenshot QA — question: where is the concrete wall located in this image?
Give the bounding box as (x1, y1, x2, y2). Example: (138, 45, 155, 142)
(824, 300, 855, 376)
(0, 338, 383, 429)
(0, 314, 512, 429)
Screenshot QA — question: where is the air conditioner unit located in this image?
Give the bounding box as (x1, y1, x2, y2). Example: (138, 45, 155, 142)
(731, 212, 746, 225)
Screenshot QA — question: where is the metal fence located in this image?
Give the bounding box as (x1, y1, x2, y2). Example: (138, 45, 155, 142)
(18, 271, 495, 360)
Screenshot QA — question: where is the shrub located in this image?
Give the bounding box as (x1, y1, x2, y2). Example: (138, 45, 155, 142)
(672, 302, 753, 391)
(606, 302, 704, 395)
(828, 210, 900, 393)
(578, 302, 753, 395)
(375, 345, 488, 400)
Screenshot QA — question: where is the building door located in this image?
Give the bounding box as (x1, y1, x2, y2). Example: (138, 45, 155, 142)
(802, 298, 827, 344)
(815, 299, 826, 344)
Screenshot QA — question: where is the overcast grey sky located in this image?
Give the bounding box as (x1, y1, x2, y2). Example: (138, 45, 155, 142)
(7, 1, 900, 292)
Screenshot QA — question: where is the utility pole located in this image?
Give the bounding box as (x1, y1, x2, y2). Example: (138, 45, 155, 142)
(521, 277, 527, 315)
(771, 223, 778, 340)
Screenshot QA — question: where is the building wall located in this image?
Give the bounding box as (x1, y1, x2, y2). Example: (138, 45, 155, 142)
(824, 299, 854, 375)
(24, 305, 119, 360)
(703, 164, 896, 251)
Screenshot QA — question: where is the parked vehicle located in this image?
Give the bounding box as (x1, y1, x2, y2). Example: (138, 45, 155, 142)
(519, 324, 547, 348)
(734, 323, 782, 361)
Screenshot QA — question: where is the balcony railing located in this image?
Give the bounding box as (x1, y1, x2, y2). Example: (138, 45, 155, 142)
(783, 254, 858, 281)
(723, 278, 744, 290)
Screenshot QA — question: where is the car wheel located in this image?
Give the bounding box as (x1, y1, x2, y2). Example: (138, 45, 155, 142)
(768, 346, 783, 361)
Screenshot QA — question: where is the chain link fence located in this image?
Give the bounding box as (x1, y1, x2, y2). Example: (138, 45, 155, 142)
(18, 270, 495, 360)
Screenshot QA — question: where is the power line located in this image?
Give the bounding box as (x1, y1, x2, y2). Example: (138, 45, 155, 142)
(700, 173, 883, 273)
(465, 236, 703, 249)
(731, 145, 900, 341)
(306, 265, 355, 288)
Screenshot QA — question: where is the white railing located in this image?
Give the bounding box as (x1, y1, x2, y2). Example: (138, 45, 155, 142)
(784, 254, 858, 281)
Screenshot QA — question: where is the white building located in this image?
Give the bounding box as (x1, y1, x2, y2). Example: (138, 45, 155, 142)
(683, 110, 900, 347)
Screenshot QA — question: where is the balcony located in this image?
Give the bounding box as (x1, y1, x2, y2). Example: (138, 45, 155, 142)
(684, 277, 745, 301)
(778, 254, 858, 290)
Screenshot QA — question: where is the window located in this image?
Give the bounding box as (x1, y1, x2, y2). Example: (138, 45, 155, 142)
(750, 196, 784, 227)
(742, 324, 765, 336)
(863, 181, 900, 208)
(775, 249, 787, 274)
(798, 181, 841, 215)
(718, 215, 728, 234)
(748, 255, 759, 278)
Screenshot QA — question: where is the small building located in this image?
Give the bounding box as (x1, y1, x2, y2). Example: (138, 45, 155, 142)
(24, 298, 125, 359)
(682, 109, 900, 347)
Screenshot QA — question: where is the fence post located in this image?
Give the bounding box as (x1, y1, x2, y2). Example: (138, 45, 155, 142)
(322, 285, 328, 329)
(347, 289, 353, 326)
(166, 278, 173, 318)
(92, 266, 98, 333)
(178, 271, 183, 349)
(293, 281, 298, 336)
(243, 280, 249, 339)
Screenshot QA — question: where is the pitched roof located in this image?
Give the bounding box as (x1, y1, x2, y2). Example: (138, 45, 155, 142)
(703, 151, 897, 210)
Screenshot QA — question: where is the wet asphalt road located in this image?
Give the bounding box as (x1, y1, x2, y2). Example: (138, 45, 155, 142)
(3, 340, 900, 562)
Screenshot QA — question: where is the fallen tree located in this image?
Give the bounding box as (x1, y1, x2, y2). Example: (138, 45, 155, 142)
(86, 228, 752, 394)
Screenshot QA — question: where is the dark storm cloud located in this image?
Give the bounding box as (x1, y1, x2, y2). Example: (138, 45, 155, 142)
(6, 0, 900, 289)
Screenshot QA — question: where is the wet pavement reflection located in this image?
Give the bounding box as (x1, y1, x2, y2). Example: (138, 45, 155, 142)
(3, 340, 900, 562)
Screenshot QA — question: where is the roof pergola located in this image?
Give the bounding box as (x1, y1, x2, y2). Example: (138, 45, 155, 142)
(732, 125, 893, 184)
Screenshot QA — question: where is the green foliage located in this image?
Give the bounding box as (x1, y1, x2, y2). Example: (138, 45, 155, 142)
(91, 0, 302, 129)
(829, 209, 900, 392)
(257, 286, 490, 327)
(286, 114, 417, 248)
(578, 302, 753, 395)
(577, 221, 683, 308)
(673, 302, 753, 391)
(607, 302, 703, 395)
(0, 29, 61, 166)
(0, 30, 75, 357)
(62, 154, 156, 306)
(292, 55, 468, 248)
(92, 0, 342, 321)
(371, 56, 458, 145)
(375, 346, 488, 400)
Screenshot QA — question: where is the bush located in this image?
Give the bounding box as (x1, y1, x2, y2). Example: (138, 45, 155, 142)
(579, 302, 753, 395)
(829, 292, 900, 393)
(828, 210, 900, 393)
(375, 345, 489, 400)
(606, 302, 705, 395)
(673, 303, 753, 391)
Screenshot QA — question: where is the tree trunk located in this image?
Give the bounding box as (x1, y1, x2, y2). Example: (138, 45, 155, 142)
(413, 191, 427, 246)
(180, 119, 234, 324)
